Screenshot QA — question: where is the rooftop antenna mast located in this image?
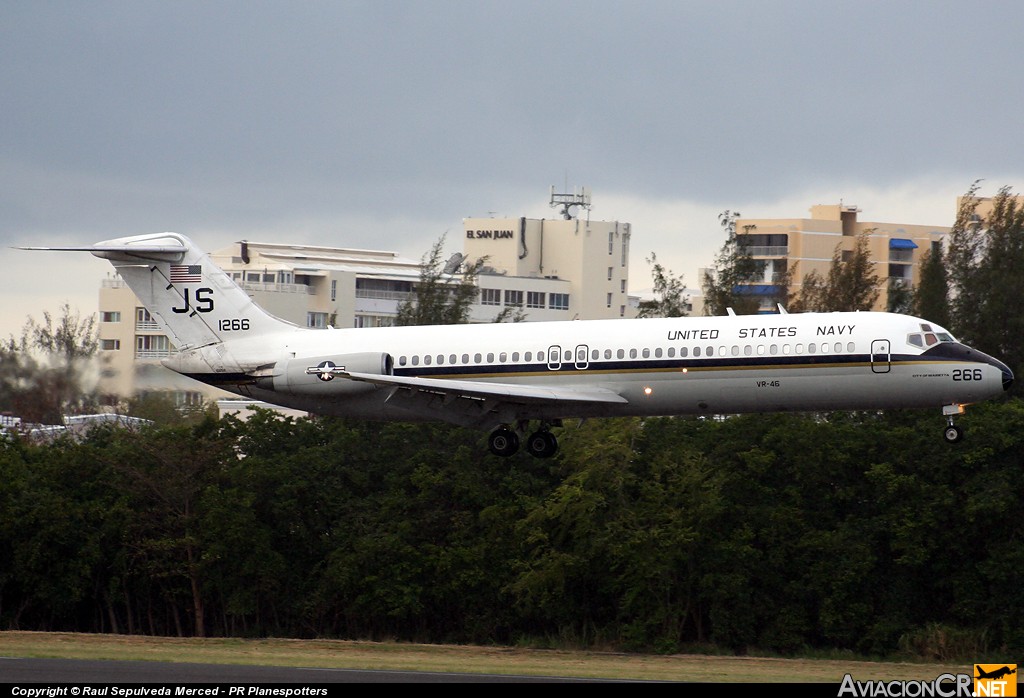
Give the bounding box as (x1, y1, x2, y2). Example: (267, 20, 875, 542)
(549, 185, 592, 220)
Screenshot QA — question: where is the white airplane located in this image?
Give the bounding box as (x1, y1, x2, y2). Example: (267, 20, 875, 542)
(26, 232, 1013, 457)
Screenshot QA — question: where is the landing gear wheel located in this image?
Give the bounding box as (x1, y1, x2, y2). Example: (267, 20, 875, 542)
(525, 430, 558, 459)
(489, 427, 520, 457)
(943, 424, 964, 444)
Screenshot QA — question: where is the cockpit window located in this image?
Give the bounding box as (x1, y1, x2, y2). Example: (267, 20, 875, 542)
(908, 330, 957, 348)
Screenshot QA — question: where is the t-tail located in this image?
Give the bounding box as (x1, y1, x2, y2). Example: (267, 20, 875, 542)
(25, 232, 295, 350)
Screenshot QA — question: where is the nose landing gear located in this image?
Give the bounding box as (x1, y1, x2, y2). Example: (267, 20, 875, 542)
(942, 404, 965, 444)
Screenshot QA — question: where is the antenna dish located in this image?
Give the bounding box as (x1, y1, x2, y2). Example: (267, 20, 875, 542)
(442, 252, 465, 275)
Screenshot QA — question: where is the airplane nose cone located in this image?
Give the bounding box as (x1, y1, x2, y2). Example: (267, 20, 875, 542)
(985, 354, 1014, 392)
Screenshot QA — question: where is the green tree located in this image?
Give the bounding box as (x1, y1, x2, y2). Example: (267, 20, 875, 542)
(105, 418, 234, 637)
(912, 248, 950, 326)
(945, 184, 1024, 389)
(0, 304, 103, 423)
(792, 231, 880, 312)
(125, 393, 215, 426)
(701, 211, 768, 316)
(887, 280, 914, 314)
(636, 253, 689, 318)
(396, 235, 485, 326)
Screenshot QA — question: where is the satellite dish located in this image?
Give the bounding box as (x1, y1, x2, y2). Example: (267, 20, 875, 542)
(442, 253, 465, 274)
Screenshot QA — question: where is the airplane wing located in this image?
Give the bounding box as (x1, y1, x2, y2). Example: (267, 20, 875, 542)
(342, 370, 628, 429)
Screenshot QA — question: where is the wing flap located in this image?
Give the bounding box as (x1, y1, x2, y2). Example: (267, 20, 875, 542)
(342, 371, 628, 405)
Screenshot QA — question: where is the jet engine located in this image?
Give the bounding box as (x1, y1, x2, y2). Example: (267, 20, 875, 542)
(270, 352, 393, 395)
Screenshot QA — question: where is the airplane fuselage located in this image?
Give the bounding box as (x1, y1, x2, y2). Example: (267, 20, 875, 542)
(26, 232, 1012, 456)
(165, 310, 1012, 427)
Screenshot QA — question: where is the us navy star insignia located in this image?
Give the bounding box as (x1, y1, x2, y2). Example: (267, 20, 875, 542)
(306, 360, 346, 382)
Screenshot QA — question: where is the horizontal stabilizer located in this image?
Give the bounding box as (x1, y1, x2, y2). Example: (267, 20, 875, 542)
(18, 238, 187, 262)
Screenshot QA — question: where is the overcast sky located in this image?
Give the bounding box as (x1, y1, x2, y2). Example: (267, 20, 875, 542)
(3, 0, 1023, 336)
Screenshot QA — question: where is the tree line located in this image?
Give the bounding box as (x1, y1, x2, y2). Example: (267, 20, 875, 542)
(1, 404, 1022, 659)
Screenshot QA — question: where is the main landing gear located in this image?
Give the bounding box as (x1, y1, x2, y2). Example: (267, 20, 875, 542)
(488, 423, 559, 458)
(942, 404, 965, 444)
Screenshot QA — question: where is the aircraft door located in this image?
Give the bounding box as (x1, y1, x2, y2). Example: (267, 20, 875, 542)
(574, 344, 589, 370)
(871, 339, 891, 374)
(547, 345, 562, 371)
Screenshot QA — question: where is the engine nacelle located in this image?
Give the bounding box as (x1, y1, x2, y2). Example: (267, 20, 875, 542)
(271, 352, 393, 396)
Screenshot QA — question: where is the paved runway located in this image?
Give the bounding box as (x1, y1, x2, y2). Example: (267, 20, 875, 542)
(0, 656, 609, 683)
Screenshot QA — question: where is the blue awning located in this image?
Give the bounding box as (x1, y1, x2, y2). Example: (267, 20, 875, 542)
(889, 238, 918, 250)
(734, 284, 779, 296)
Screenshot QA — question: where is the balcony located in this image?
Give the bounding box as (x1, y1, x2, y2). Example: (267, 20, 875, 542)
(355, 288, 414, 301)
(742, 245, 789, 257)
(888, 263, 913, 281)
(135, 349, 174, 360)
(241, 281, 314, 295)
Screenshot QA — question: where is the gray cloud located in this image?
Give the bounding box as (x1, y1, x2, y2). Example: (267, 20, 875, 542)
(2, 1, 1023, 332)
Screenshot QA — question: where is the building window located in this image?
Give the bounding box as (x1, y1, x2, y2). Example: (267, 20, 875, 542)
(504, 290, 523, 307)
(101, 311, 121, 323)
(331, 279, 337, 301)
(135, 307, 159, 331)
(608, 231, 614, 255)
(355, 278, 414, 300)
(621, 235, 628, 267)
(135, 334, 171, 359)
(620, 279, 626, 293)
(101, 339, 120, 350)
(307, 312, 329, 328)
(606, 292, 613, 308)
(620, 305, 626, 317)
(354, 314, 394, 328)
(481, 288, 501, 305)
(549, 293, 569, 310)
(527, 291, 545, 308)
(607, 267, 613, 281)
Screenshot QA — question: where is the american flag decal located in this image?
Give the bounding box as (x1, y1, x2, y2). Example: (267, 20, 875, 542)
(170, 264, 202, 283)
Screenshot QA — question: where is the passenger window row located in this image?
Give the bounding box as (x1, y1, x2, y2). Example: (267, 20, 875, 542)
(396, 342, 860, 367)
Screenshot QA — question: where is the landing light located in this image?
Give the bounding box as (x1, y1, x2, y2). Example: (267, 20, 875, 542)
(643, 386, 653, 396)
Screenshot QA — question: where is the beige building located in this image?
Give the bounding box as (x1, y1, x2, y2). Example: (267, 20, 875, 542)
(958, 194, 1024, 224)
(97, 198, 635, 400)
(463, 214, 633, 322)
(735, 203, 950, 313)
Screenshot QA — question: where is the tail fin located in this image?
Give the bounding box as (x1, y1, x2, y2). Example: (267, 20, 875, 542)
(67, 232, 293, 349)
